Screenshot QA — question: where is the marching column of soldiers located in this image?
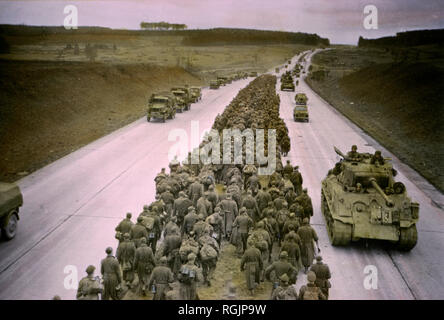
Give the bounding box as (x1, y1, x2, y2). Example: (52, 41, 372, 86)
(76, 158, 331, 301)
(75, 75, 332, 301)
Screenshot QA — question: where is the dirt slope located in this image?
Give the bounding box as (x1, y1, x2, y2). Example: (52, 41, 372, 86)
(0, 60, 202, 181)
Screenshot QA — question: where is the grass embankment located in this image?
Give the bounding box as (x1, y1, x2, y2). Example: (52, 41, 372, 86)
(0, 60, 202, 181)
(306, 47, 444, 192)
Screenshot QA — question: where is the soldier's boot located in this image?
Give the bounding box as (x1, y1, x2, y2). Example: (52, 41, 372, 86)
(141, 284, 147, 296)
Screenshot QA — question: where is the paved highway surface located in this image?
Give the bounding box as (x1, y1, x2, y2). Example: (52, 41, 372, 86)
(0, 50, 443, 300)
(280, 51, 444, 299)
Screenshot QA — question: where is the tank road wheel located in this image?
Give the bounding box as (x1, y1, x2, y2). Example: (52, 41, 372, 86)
(2, 212, 18, 240)
(322, 192, 351, 245)
(397, 225, 418, 251)
(327, 219, 352, 246)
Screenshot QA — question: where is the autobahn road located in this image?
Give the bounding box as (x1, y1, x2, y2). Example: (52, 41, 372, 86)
(1, 50, 443, 300)
(278, 50, 444, 299)
(0, 76, 255, 299)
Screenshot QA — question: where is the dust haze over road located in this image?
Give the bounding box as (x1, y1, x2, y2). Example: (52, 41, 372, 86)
(0, 50, 443, 300)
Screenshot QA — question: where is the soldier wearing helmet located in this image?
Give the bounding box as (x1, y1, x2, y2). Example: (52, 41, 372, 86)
(100, 247, 122, 300)
(265, 250, 298, 296)
(298, 271, 326, 300)
(116, 232, 136, 288)
(240, 236, 263, 296)
(298, 218, 320, 273)
(270, 273, 298, 300)
(370, 150, 385, 166)
(178, 253, 201, 300)
(148, 256, 174, 300)
(76, 265, 102, 300)
(346, 145, 362, 161)
(115, 213, 133, 243)
(310, 255, 332, 299)
(130, 216, 148, 248)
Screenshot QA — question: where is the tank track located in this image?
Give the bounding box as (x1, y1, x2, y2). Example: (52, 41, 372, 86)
(321, 192, 352, 246)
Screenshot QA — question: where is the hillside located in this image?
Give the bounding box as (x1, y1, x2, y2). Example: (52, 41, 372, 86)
(0, 60, 202, 182)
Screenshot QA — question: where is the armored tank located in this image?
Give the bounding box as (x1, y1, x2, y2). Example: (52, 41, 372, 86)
(0, 182, 23, 240)
(321, 147, 419, 251)
(295, 93, 308, 105)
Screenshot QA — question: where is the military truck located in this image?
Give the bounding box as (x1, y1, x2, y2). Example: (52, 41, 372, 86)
(147, 92, 176, 122)
(293, 105, 309, 122)
(0, 182, 23, 240)
(217, 76, 228, 86)
(295, 93, 308, 105)
(210, 80, 220, 89)
(280, 80, 295, 91)
(171, 89, 190, 112)
(321, 147, 419, 251)
(189, 86, 202, 102)
(171, 87, 192, 111)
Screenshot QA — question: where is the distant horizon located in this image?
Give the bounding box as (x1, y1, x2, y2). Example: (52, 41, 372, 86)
(2, 23, 443, 46)
(1, 0, 443, 45)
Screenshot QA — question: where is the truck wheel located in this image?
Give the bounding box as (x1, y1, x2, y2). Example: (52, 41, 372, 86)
(2, 213, 18, 240)
(147, 116, 151, 122)
(162, 116, 166, 123)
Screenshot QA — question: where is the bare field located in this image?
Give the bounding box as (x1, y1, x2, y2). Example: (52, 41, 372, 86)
(3, 33, 311, 82)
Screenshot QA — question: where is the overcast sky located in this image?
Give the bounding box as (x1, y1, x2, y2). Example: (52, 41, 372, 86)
(0, 0, 443, 44)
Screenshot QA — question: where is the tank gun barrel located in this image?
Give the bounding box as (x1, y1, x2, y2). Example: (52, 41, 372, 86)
(369, 178, 394, 207)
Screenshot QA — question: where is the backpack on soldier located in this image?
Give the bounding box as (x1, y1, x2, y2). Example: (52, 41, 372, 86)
(277, 211, 288, 226)
(249, 232, 267, 251)
(200, 243, 218, 261)
(303, 286, 319, 300)
(179, 243, 199, 261)
(143, 216, 155, 233)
